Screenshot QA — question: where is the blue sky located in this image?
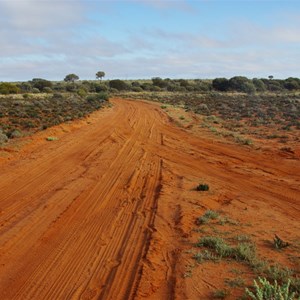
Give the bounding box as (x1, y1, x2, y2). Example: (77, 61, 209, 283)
(0, 0, 299, 81)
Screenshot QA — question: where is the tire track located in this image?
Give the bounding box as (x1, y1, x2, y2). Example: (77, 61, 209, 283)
(0, 98, 299, 300)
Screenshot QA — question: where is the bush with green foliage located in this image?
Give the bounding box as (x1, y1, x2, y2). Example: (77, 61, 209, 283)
(30, 78, 52, 91)
(197, 210, 219, 224)
(196, 183, 209, 191)
(0, 130, 8, 145)
(64, 73, 79, 83)
(246, 277, 296, 300)
(0, 83, 20, 94)
(212, 78, 230, 92)
(109, 79, 129, 91)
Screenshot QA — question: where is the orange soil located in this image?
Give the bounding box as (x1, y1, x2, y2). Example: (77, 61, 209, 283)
(0, 98, 299, 299)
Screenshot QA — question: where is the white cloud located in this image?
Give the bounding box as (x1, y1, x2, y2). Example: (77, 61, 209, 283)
(0, 0, 85, 32)
(132, 0, 193, 11)
(0, 1, 299, 80)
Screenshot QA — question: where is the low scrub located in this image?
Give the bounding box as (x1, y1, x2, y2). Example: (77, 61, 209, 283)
(246, 277, 296, 300)
(0, 92, 109, 145)
(196, 183, 209, 191)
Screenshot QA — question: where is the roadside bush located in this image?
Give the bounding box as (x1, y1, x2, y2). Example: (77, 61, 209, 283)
(77, 88, 88, 97)
(0, 83, 20, 94)
(245, 277, 296, 300)
(7, 129, 22, 139)
(43, 87, 53, 93)
(109, 79, 129, 91)
(86, 92, 109, 102)
(0, 130, 8, 145)
(212, 78, 230, 92)
(30, 78, 52, 91)
(0, 92, 109, 139)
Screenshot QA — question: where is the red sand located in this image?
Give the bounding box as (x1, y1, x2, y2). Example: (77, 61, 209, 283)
(0, 98, 299, 299)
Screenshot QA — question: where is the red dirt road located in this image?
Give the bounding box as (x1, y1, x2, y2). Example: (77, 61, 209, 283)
(0, 99, 299, 299)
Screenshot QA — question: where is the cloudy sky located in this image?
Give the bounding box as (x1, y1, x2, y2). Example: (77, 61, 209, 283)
(0, 0, 299, 81)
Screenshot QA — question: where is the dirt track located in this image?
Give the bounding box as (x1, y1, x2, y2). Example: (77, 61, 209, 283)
(0, 98, 299, 299)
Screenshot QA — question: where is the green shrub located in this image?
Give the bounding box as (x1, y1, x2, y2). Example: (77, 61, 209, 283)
(234, 242, 256, 262)
(77, 88, 87, 97)
(7, 129, 22, 139)
(43, 87, 53, 93)
(0, 82, 20, 94)
(32, 88, 40, 93)
(46, 136, 58, 141)
(0, 130, 8, 145)
(86, 92, 109, 103)
(213, 289, 230, 299)
(197, 183, 209, 191)
(196, 236, 234, 258)
(197, 210, 219, 225)
(193, 250, 220, 263)
(245, 277, 296, 300)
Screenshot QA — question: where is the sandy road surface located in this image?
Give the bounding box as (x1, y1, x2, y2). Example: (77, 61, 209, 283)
(0, 99, 299, 299)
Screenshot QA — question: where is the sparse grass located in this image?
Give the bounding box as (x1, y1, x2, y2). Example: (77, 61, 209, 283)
(225, 277, 245, 288)
(183, 264, 195, 278)
(196, 236, 257, 263)
(234, 135, 253, 145)
(115, 90, 300, 145)
(273, 234, 290, 250)
(197, 210, 219, 225)
(46, 136, 58, 141)
(193, 249, 220, 263)
(218, 216, 239, 226)
(0, 92, 109, 144)
(235, 234, 252, 242)
(191, 210, 300, 298)
(213, 289, 230, 299)
(196, 236, 235, 258)
(234, 242, 256, 262)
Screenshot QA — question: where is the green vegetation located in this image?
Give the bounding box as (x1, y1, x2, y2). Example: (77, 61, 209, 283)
(246, 277, 296, 300)
(273, 234, 290, 250)
(0, 92, 109, 146)
(197, 210, 219, 225)
(0, 82, 20, 94)
(64, 73, 79, 83)
(191, 210, 300, 298)
(196, 183, 210, 191)
(46, 137, 58, 141)
(1, 74, 299, 149)
(213, 289, 230, 299)
(96, 71, 105, 81)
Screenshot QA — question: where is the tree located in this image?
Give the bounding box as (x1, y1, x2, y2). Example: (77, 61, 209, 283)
(64, 73, 79, 83)
(212, 78, 230, 91)
(109, 79, 129, 91)
(96, 71, 105, 81)
(268, 75, 274, 80)
(0, 83, 20, 94)
(152, 77, 168, 88)
(252, 78, 266, 92)
(229, 76, 256, 93)
(30, 78, 52, 91)
(284, 77, 300, 90)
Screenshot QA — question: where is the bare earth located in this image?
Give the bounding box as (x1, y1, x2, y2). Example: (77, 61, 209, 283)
(0, 98, 299, 299)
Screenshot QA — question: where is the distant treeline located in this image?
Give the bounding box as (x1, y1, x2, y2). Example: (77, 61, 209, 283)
(1, 76, 300, 95)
